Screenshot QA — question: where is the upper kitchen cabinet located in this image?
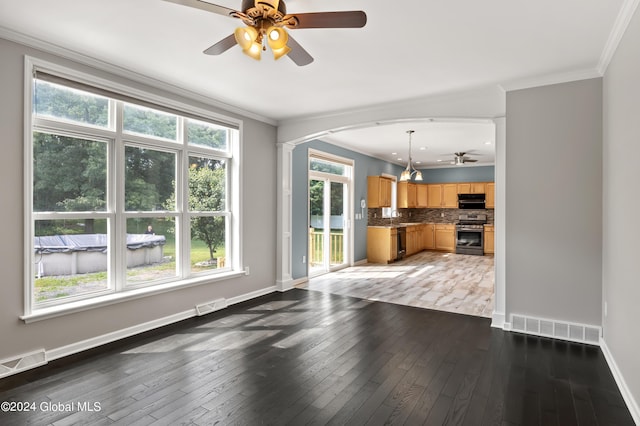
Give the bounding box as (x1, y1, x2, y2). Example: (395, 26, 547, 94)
(416, 184, 428, 208)
(397, 182, 417, 208)
(367, 176, 393, 208)
(485, 183, 495, 209)
(427, 184, 457, 208)
(457, 182, 486, 194)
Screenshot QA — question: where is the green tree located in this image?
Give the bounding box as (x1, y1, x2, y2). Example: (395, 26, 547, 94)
(125, 146, 175, 211)
(166, 160, 226, 260)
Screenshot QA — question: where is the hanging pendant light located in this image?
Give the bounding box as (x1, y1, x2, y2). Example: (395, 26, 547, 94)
(399, 130, 423, 181)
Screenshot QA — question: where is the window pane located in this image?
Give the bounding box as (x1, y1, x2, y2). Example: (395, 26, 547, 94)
(125, 146, 176, 211)
(34, 219, 109, 303)
(33, 80, 109, 128)
(187, 119, 228, 151)
(123, 104, 177, 141)
(190, 216, 227, 273)
(188, 157, 226, 211)
(310, 158, 345, 175)
(126, 217, 176, 285)
(33, 132, 107, 212)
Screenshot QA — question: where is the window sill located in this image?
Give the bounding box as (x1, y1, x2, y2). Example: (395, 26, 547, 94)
(21, 270, 247, 324)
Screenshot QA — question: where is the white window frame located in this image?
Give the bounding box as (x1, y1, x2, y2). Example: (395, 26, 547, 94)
(22, 57, 243, 322)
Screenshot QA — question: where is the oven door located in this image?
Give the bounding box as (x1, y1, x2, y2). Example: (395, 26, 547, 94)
(455, 227, 484, 255)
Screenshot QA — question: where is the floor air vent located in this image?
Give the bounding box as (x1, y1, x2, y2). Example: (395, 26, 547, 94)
(510, 314, 600, 345)
(0, 349, 47, 379)
(196, 298, 228, 316)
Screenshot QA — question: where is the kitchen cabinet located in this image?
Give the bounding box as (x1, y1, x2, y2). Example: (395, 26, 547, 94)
(484, 225, 494, 254)
(416, 184, 428, 208)
(406, 225, 418, 256)
(367, 176, 393, 208)
(397, 182, 417, 208)
(423, 223, 435, 249)
(485, 183, 495, 209)
(367, 226, 397, 263)
(405, 224, 425, 256)
(427, 184, 457, 208)
(458, 182, 486, 194)
(435, 224, 456, 252)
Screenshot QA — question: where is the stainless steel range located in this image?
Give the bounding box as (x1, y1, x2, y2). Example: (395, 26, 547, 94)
(455, 214, 487, 256)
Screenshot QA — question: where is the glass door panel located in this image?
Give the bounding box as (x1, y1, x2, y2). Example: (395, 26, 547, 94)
(309, 179, 325, 276)
(329, 181, 345, 268)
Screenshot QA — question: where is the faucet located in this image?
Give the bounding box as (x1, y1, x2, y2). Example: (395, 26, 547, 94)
(390, 209, 397, 226)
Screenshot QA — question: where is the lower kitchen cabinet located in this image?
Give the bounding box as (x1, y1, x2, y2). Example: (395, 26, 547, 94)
(423, 224, 435, 249)
(484, 225, 494, 254)
(367, 227, 397, 263)
(405, 224, 425, 256)
(435, 224, 456, 252)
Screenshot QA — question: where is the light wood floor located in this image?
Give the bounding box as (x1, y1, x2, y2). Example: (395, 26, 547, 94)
(300, 251, 495, 318)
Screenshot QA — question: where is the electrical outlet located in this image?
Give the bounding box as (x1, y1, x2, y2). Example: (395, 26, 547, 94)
(604, 302, 608, 317)
(302, 255, 306, 264)
(441, 212, 444, 217)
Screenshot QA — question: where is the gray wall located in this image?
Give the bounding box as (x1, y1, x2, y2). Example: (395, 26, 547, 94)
(0, 38, 277, 361)
(603, 4, 640, 411)
(291, 140, 402, 279)
(505, 78, 602, 326)
(419, 166, 495, 183)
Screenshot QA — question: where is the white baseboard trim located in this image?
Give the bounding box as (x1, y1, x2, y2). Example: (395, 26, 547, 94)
(276, 278, 295, 292)
(7, 285, 278, 378)
(491, 311, 505, 329)
(227, 286, 277, 305)
(600, 337, 640, 425)
(47, 309, 196, 362)
(353, 259, 368, 266)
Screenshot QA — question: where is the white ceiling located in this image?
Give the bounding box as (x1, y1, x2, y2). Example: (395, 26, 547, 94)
(0, 0, 627, 168)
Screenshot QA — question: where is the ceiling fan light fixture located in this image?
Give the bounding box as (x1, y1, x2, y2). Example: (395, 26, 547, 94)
(267, 26, 290, 59)
(272, 44, 291, 60)
(234, 26, 259, 50)
(242, 41, 262, 60)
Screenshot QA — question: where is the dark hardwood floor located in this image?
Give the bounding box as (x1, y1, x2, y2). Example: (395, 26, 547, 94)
(0, 289, 634, 425)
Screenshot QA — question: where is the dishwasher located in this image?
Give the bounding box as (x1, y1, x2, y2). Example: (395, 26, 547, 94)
(396, 227, 407, 260)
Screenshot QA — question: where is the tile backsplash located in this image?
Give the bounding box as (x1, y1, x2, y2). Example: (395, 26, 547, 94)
(368, 208, 494, 226)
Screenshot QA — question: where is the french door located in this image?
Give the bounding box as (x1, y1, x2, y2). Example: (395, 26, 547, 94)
(308, 152, 352, 277)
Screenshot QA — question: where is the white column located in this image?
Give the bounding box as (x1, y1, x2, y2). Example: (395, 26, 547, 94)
(276, 142, 295, 291)
(492, 116, 507, 328)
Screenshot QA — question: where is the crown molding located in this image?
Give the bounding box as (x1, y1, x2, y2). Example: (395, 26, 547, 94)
(0, 26, 277, 126)
(498, 68, 602, 93)
(597, 0, 640, 74)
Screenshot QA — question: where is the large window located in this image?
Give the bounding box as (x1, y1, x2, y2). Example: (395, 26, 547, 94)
(26, 63, 240, 313)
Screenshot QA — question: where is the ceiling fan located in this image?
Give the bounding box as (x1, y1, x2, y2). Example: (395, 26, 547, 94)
(163, 0, 367, 66)
(451, 152, 478, 165)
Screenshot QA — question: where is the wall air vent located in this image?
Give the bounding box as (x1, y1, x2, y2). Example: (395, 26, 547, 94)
(196, 298, 228, 316)
(510, 314, 601, 346)
(0, 349, 47, 379)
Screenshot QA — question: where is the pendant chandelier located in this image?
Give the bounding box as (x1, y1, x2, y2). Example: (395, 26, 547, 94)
(399, 130, 423, 181)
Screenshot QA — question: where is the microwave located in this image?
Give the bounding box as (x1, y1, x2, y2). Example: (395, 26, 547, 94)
(458, 193, 485, 209)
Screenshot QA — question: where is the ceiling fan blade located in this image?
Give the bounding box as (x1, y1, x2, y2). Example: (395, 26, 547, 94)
(162, 0, 237, 18)
(286, 34, 314, 66)
(464, 159, 478, 162)
(203, 34, 237, 55)
(285, 11, 367, 29)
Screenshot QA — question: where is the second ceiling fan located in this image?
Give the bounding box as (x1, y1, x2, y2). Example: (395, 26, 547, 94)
(163, 0, 367, 66)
